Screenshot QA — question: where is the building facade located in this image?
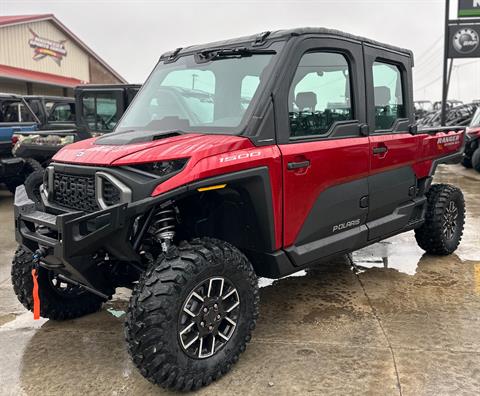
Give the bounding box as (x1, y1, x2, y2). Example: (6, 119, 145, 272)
(0, 14, 126, 97)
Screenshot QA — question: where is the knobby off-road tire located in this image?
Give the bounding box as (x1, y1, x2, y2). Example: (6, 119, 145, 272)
(5, 158, 42, 194)
(415, 184, 465, 255)
(125, 237, 259, 391)
(472, 148, 480, 173)
(11, 247, 104, 320)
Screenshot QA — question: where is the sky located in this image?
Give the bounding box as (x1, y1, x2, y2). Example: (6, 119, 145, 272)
(2, 0, 480, 103)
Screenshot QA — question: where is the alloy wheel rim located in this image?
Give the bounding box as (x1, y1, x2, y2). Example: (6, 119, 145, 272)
(178, 277, 240, 359)
(443, 200, 459, 241)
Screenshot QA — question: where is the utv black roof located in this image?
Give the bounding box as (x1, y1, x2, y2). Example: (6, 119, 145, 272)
(162, 27, 414, 61)
(22, 95, 74, 102)
(74, 84, 141, 90)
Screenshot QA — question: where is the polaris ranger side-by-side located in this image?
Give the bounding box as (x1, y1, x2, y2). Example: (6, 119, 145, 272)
(12, 29, 466, 391)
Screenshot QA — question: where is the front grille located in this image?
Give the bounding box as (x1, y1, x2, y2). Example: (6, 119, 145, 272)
(53, 172, 99, 212)
(102, 179, 121, 206)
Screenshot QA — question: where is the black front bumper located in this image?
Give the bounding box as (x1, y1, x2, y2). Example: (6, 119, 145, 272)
(15, 185, 137, 292)
(14, 183, 186, 294)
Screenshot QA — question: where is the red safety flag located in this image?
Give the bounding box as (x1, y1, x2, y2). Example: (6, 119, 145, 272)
(31, 268, 40, 320)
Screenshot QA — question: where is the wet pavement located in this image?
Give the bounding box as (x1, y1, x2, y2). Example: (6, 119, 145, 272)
(0, 164, 479, 395)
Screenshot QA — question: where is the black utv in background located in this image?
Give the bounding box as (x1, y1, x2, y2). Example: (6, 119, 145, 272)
(0, 93, 60, 193)
(13, 84, 141, 166)
(0, 85, 139, 193)
(462, 106, 480, 172)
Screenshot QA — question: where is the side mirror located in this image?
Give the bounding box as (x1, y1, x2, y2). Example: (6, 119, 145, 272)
(409, 124, 418, 135)
(359, 123, 369, 137)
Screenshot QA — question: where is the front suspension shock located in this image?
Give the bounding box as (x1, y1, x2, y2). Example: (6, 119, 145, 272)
(152, 207, 177, 252)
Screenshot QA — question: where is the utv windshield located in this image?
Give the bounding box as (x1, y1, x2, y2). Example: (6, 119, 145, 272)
(115, 42, 283, 135)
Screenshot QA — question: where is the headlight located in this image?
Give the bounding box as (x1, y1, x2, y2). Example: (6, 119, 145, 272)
(132, 158, 189, 177)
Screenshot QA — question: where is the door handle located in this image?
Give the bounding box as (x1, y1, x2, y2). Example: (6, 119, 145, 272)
(373, 146, 388, 155)
(287, 160, 310, 170)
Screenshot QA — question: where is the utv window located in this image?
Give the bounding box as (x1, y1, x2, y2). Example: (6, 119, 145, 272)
(1, 101, 36, 123)
(288, 52, 353, 139)
(241, 76, 261, 110)
(82, 94, 118, 133)
(116, 42, 283, 134)
(372, 62, 405, 131)
(47, 103, 75, 122)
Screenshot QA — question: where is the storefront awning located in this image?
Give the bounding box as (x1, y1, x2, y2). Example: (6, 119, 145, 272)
(0, 64, 86, 88)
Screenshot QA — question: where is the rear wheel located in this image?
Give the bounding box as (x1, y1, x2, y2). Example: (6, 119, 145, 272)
(5, 158, 42, 194)
(11, 247, 104, 320)
(415, 184, 465, 255)
(472, 148, 480, 172)
(125, 238, 259, 391)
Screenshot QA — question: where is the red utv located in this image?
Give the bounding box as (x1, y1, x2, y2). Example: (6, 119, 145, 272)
(12, 28, 466, 391)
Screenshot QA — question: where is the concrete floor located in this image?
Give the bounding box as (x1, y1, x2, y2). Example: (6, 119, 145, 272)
(0, 164, 479, 395)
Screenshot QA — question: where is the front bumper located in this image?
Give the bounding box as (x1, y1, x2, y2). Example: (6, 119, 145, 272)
(14, 182, 187, 293)
(15, 185, 137, 292)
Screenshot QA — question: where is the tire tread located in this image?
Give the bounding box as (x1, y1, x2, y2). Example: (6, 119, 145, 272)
(125, 237, 259, 391)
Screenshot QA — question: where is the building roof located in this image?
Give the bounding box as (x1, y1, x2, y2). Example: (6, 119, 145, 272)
(0, 14, 127, 83)
(0, 14, 53, 27)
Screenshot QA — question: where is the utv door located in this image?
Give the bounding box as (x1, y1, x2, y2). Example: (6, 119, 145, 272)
(275, 37, 370, 267)
(75, 88, 125, 139)
(363, 45, 419, 240)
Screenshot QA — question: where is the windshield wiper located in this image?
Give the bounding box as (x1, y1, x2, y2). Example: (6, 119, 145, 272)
(197, 47, 276, 61)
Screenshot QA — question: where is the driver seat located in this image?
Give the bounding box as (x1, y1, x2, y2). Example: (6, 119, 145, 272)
(295, 92, 317, 112)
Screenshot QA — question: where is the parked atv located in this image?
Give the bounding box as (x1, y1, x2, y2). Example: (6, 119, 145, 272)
(12, 85, 140, 166)
(12, 28, 466, 391)
(462, 106, 480, 172)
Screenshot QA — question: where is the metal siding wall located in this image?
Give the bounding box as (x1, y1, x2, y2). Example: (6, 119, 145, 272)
(0, 78, 27, 94)
(0, 20, 90, 82)
(31, 83, 64, 96)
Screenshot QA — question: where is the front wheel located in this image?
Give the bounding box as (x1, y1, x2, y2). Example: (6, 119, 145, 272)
(415, 184, 465, 255)
(11, 247, 104, 320)
(125, 238, 259, 391)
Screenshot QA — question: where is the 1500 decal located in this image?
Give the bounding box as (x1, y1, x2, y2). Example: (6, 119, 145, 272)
(219, 152, 262, 163)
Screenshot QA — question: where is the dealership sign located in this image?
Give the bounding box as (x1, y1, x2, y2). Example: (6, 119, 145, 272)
(448, 23, 480, 58)
(28, 28, 67, 66)
(459, 0, 480, 17)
